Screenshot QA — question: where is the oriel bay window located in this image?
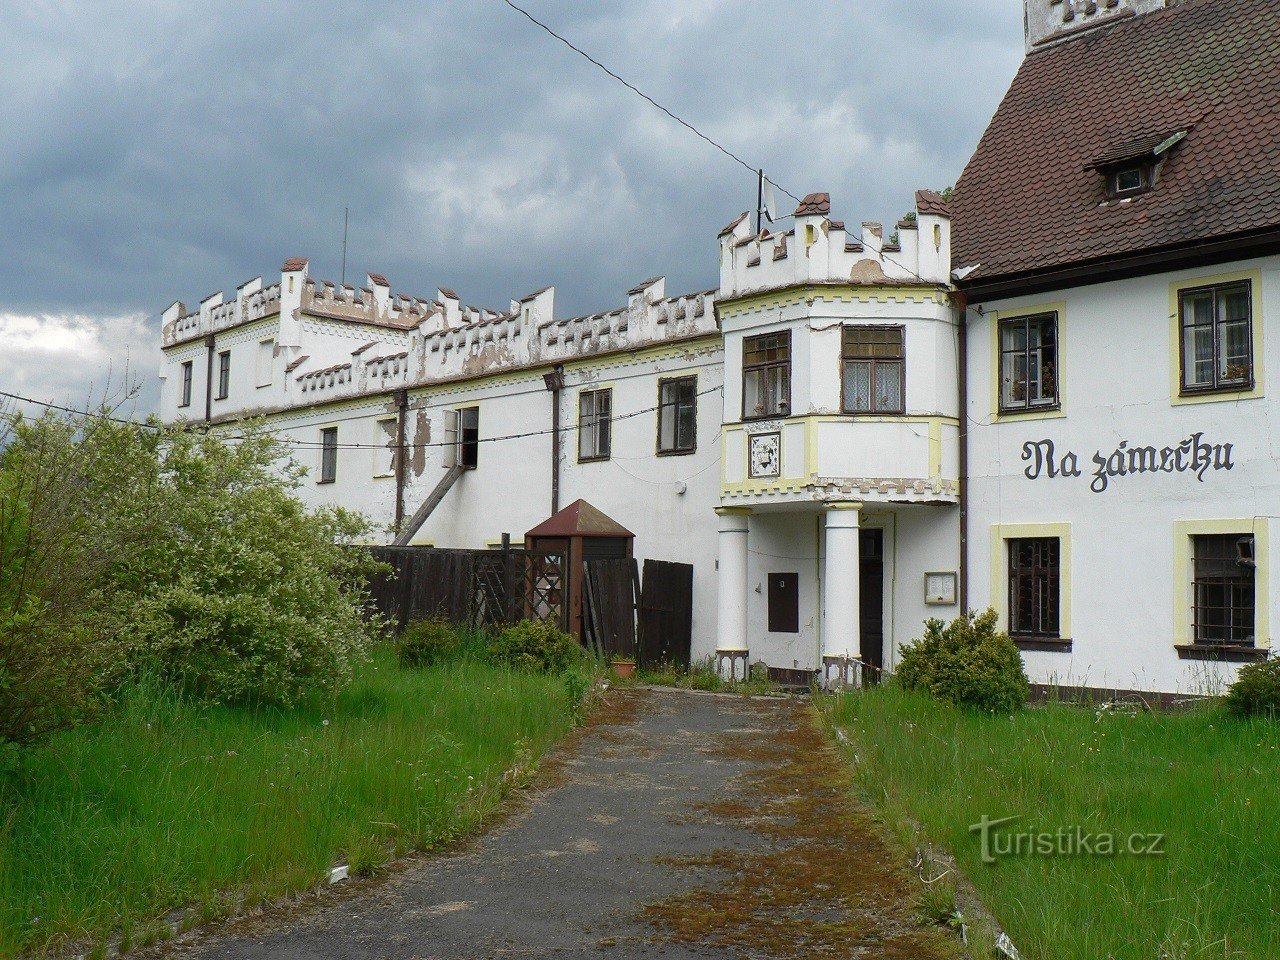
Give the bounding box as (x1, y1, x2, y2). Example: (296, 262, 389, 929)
(1191, 534, 1255, 646)
(999, 313, 1058, 413)
(657, 376, 697, 454)
(742, 331, 790, 419)
(842, 326, 904, 414)
(1008, 537, 1060, 639)
(1180, 281, 1252, 394)
(578, 388, 612, 461)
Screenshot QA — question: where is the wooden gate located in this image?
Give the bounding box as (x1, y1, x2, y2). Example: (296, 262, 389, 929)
(637, 559, 693, 669)
(582, 557, 638, 660)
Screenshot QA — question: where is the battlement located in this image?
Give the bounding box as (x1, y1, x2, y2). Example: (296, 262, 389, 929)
(718, 190, 952, 300)
(1025, 0, 1167, 51)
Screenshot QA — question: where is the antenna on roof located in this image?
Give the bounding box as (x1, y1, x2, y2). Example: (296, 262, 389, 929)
(756, 171, 779, 232)
(340, 206, 350, 287)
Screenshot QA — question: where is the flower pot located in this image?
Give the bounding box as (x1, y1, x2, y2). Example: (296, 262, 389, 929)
(612, 660, 636, 679)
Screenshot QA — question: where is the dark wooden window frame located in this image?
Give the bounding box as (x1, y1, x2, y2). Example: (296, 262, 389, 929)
(1177, 280, 1254, 396)
(1107, 162, 1154, 199)
(656, 375, 698, 456)
(318, 426, 338, 484)
(458, 405, 480, 470)
(998, 312, 1060, 415)
(577, 388, 612, 463)
(1184, 533, 1256, 653)
(840, 324, 906, 415)
(1007, 537, 1063, 644)
(179, 360, 193, 408)
(741, 330, 792, 421)
(216, 350, 231, 400)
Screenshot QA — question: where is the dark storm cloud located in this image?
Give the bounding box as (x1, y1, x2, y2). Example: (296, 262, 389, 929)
(0, 0, 1023, 410)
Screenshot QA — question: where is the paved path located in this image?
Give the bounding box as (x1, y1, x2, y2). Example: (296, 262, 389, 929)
(166, 688, 955, 960)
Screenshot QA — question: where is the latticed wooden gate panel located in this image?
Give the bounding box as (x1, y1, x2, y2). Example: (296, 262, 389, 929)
(524, 550, 568, 632)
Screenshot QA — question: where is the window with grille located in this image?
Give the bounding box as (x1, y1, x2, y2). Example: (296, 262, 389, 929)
(842, 326, 904, 414)
(742, 331, 790, 419)
(1191, 534, 1255, 645)
(999, 313, 1058, 413)
(216, 350, 231, 400)
(319, 426, 338, 484)
(179, 361, 193, 407)
(578, 389, 611, 461)
(1180, 282, 1252, 394)
(1007, 537, 1060, 638)
(657, 376, 697, 454)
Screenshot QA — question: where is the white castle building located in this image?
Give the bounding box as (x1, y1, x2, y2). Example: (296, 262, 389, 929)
(160, 0, 1280, 698)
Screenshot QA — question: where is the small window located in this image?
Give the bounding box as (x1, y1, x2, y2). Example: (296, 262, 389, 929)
(1110, 165, 1151, 197)
(319, 426, 338, 484)
(657, 376, 697, 454)
(458, 406, 479, 469)
(216, 350, 231, 400)
(999, 313, 1059, 413)
(256, 339, 275, 388)
(842, 326, 904, 414)
(374, 417, 398, 478)
(767, 572, 799, 633)
(1180, 281, 1253, 394)
(742, 331, 791, 420)
(1008, 537, 1060, 638)
(179, 360, 193, 408)
(1191, 534, 1255, 646)
(578, 389, 612, 462)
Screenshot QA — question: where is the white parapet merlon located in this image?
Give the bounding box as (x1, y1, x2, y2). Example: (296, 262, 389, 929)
(822, 502, 862, 687)
(715, 507, 751, 681)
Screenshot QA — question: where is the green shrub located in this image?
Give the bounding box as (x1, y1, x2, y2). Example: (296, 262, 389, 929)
(1224, 658, 1280, 718)
(489, 619, 583, 673)
(397, 618, 460, 668)
(896, 608, 1029, 713)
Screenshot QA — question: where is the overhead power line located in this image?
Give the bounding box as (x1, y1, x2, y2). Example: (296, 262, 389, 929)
(494, 0, 802, 206)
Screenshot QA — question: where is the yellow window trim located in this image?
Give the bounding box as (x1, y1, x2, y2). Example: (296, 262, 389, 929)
(1168, 269, 1264, 406)
(990, 522, 1072, 639)
(1172, 518, 1269, 648)
(987, 301, 1067, 422)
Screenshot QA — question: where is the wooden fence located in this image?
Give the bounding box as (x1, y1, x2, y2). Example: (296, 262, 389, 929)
(368, 546, 568, 632)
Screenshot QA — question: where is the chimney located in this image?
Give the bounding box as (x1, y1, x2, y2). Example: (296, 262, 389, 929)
(1024, 0, 1166, 51)
(368, 273, 391, 313)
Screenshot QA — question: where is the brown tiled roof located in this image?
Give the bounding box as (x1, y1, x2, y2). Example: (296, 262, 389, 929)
(281, 257, 309, 272)
(915, 190, 950, 218)
(718, 211, 750, 237)
(367, 272, 389, 287)
(951, 0, 1280, 289)
(284, 355, 309, 373)
(793, 192, 830, 217)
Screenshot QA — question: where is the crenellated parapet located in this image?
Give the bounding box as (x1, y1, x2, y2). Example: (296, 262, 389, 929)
(718, 190, 952, 300)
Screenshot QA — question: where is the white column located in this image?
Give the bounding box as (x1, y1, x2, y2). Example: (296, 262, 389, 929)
(715, 507, 751, 681)
(823, 502, 862, 685)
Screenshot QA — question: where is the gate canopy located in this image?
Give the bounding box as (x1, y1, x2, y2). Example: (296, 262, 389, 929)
(524, 499, 634, 541)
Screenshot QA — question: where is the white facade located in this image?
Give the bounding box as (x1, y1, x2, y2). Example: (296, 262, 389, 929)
(158, 184, 1280, 695)
(965, 255, 1280, 695)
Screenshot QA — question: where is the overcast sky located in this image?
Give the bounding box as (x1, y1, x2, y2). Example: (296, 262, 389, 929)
(0, 1, 1024, 414)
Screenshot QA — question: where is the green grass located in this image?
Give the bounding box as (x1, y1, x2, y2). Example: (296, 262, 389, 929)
(823, 685, 1280, 960)
(0, 646, 579, 956)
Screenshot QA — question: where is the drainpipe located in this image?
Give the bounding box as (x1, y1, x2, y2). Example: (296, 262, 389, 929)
(203, 333, 216, 425)
(393, 388, 409, 536)
(543, 365, 564, 515)
(955, 291, 970, 612)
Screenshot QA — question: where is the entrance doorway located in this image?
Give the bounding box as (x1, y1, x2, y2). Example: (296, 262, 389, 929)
(860, 528, 885, 682)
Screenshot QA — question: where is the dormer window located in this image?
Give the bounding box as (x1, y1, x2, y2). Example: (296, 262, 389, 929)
(1088, 129, 1187, 203)
(1110, 164, 1151, 198)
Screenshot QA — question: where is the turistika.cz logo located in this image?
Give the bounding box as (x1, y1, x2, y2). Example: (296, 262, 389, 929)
(969, 815, 1166, 865)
